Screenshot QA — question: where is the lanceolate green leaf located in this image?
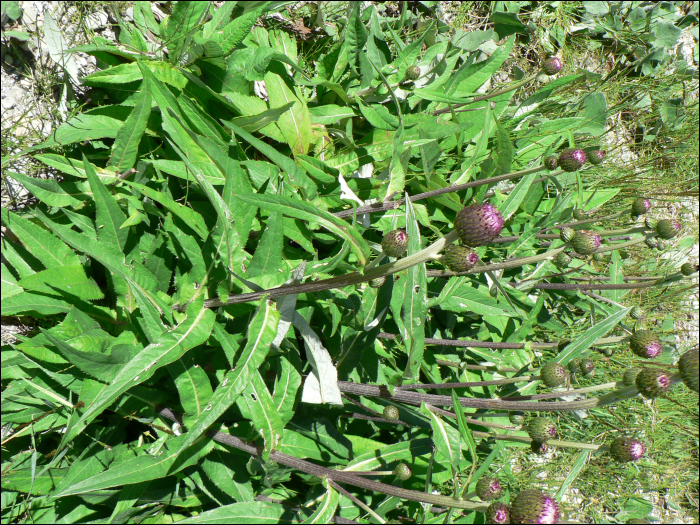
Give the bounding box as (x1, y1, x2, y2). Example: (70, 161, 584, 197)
(1, 207, 80, 268)
(84, 154, 128, 253)
(168, 352, 214, 421)
(172, 297, 280, 458)
(242, 371, 284, 461)
(57, 300, 215, 448)
(247, 211, 285, 282)
(51, 433, 214, 498)
(302, 483, 339, 524)
(557, 307, 632, 366)
(235, 193, 371, 267)
(420, 402, 461, 468)
(165, 1, 209, 64)
(175, 502, 290, 524)
(401, 196, 427, 381)
(107, 72, 152, 173)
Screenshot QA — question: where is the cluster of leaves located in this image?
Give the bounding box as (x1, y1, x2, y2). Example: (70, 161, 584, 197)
(1, 2, 696, 523)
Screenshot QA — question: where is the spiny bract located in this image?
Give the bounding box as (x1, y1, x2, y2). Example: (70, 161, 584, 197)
(635, 368, 673, 398)
(540, 362, 569, 387)
(485, 502, 511, 524)
(678, 347, 698, 393)
(542, 56, 563, 75)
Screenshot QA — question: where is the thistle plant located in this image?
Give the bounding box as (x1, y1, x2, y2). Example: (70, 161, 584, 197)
(1, 4, 696, 524)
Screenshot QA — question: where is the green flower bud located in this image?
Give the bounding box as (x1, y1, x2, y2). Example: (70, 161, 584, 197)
(680, 262, 697, 276)
(560, 227, 576, 243)
(511, 489, 560, 524)
(485, 501, 511, 524)
(568, 358, 581, 374)
(476, 476, 505, 501)
(394, 462, 412, 480)
(542, 56, 563, 75)
(527, 417, 557, 443)
(630, 307, 645, 320)
(370, 276, 387, 288)
(544, 155, 558, 170)
(553, 251, 572, 269)
(444, 245, 479, 272)
(635, 368, 673, 398)
(571, 231, 601, 255)
(631, 198, 651, 217)
(509, 411, 525, 425)
(455, 203, 504, 247)
(587, 149, 606, 165)
(610, 436, 645, 463)
(630, 331, 662, 359)
(540, 361, 569, 387)
(655, 219, 681, 239)
(558, 148, 587, 172)
(405, 65, 421, 81)
(383, 405, 400, 422)
(678, 347, 698, 393)
(382, 229, 409, 257)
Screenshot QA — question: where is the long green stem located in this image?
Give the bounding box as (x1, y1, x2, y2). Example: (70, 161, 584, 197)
(156, 407, 489, 511)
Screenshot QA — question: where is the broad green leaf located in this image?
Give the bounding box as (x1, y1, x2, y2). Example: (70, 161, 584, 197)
(345, 438, 434, 471)
(222, 121, 317, 199)
(1, 291, 73, 316)
(5, 171, 84, 208)
(201, 450, 255, 503)
(235, 193, 371, 268)
(451, 390, 477, 464)
(122, 180, 208, 240)
(165, 1, 209, 64)
(172, 297, 280, 457)
(168, 352, 214, 421)
(345, 2, 368, 72)
(107, 73, 152, 172)
(273, 355, 302, 426)
(82, 60, 188, 89)
(439, 285, 517, 317)
(247, 211, 285, 285)
(501, 171, 539, 221)
(264, 70, 311, 155)
(17, 265, 104, 301)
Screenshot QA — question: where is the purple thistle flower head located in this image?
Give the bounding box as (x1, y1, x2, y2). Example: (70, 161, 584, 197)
(587, 149, 606, 165)
(511, 489, 560, 524)
(630, 331, 663, 359)
(486, 502, 511, 524)
(558, 148, 587, 172)
(610, 437, 645, 463)
(632, 198, 652, 217)
(655, 219, 681, 239)
(543, 57, 563, 75)
(455, 203, 504, 247)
